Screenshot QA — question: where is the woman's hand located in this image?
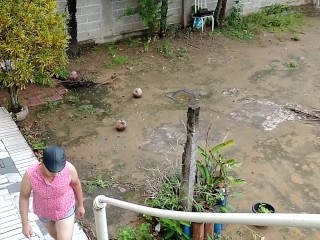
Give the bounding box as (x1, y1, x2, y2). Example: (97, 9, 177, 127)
(77, 205, 85, 218)
(22, 223, 33, 238)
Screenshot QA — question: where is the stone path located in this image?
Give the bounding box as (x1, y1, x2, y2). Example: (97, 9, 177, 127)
(0, 107, 87, 240)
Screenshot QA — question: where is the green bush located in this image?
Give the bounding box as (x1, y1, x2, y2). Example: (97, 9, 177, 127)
(0, 0, 68, 112)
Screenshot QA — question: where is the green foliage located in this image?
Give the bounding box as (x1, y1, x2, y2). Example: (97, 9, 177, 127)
(195, 140, 245, 211)
(123, 0, 160, 35)
(105, 45, 130, 68)
(78, 104, 96, 115)
(82, 175, 114, 194)
(285, 60, 298, 68)
(118, 223, 154, 240)
(159, 41, 174, 59)
(0, 0, 68, 110)
(257, 203, 273, 213)
(45, 100, 62, 110)
(159, 218, 191, 240)
(54, 67, 69, 80)
(31, 140, 47, 151)
(221, 3, 303, 40)
(146, 175, 182, 211)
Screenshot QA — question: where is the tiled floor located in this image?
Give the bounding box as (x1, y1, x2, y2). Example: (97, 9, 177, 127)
(0, 107, 87, 240)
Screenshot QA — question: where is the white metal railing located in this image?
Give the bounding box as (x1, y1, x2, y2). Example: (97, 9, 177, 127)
(93, 195, 320, 240)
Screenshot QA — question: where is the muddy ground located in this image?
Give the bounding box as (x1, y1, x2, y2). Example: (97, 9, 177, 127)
(24, 5, 320, 240)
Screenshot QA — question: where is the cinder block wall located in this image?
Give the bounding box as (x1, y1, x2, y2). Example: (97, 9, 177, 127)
(56, 0, 310, 43)
(56, 0, 103, 42)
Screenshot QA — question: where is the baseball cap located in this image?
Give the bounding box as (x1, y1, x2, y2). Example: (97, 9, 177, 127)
(42, 146, 66, 173)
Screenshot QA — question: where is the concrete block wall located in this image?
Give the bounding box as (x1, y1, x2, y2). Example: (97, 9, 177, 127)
(56, 0, 310, 43)
(56, 0, 104, 42)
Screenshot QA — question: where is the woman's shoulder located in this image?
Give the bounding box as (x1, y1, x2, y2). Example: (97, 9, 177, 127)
(27, 162, 40, 173)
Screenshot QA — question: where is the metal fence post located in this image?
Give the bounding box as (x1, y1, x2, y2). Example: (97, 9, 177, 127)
(93, 195, 108, 240)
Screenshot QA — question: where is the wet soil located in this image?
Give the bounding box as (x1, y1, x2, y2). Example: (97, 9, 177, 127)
(23, 5, 320, 239)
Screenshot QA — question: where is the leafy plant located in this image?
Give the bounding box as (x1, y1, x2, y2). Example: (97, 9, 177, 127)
(159, 41, 174, 59)
(54, 67, 69, 80)
(78, 104, 96, 115)
(105, 45, 130, 68)
(31, 141, 46, 151)
(177, 47, 188, 59)
(195, 140, 245, 211)
(45, 100, 62, 110)
(285, 60, 298, 68)
(82, 175, 114, 194)
(257, 203, 272, 213)
(146, 174, 182, 211)
(122, 0, 160, 35)
(222, 3, 303, 40)
(0, 0, 68, 112)
(118, 223, 154, 240)
(159, 218, 191, 240)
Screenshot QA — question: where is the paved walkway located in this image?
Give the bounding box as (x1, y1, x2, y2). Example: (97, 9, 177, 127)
(0, 107, 87, 240)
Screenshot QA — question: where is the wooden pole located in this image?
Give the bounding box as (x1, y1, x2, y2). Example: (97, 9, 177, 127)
(182, 0, 188, 28)
(192, 223, 204, 240)
(204, 223, 214, 240)
(179, 105, 200, 211)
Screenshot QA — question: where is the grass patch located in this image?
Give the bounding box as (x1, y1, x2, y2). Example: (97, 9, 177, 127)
(221, 3, 304, 40)
(82, 175, 114, 194)
(285, 60, 298, 68)
(45, 100, 63, 110)
(159, 40, 174, 59)
(105, 44, 130, 68)
(78, 104, 96, 115)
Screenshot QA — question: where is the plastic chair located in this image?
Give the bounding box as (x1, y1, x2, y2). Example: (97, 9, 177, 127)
(192, 0, 214, 32)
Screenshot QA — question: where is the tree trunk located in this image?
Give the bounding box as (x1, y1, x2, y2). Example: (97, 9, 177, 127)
(8, 85, 20, 113)
(159, 0, 169, 38)
(214, 0, 222, 27)
(218, 0, 228, 27)
(67, 0, 78, 58)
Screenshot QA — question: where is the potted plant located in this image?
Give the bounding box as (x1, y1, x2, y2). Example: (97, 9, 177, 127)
(190, 139, 245, 237)
(252, 202, 275, 228)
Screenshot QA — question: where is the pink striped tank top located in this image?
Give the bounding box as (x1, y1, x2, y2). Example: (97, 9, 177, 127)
(27, 162, 75, 221)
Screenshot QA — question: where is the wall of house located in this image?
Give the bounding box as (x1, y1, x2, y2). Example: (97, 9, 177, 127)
(56, 0, 310, 44)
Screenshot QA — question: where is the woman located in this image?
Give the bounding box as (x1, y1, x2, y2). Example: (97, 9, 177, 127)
(19, 146, 85, 239)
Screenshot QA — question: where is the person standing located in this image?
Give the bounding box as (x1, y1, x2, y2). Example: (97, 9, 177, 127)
(19, 146, 85, 239)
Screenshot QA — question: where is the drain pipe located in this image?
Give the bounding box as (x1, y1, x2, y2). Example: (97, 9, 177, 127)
(93, 195, 109, 240)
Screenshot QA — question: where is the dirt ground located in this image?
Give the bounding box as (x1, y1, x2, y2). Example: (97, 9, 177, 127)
(24, 5, 320, 240)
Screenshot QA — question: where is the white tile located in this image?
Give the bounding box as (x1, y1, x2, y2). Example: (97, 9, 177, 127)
(0, 177, 9, 185)
(0, 218, 21, 231)
(0, 214, 19, 224)
(1, 209, 18, 218)
(0, 228, 24, 239)
(0, 151, 10, 159)
(0, 204, 15, 213)
(6, 173, 22, 183)
(0, 221, 21, 234)
(0, 199, 14, 208)
(0, 188, 9, 196)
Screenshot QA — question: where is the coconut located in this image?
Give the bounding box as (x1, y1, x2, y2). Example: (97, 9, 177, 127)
(115, 120, 127, 131)
(69, 71, 78, 80)
(133, 88, 143, 98)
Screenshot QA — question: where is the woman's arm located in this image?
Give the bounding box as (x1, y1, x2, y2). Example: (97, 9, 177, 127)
(69, 162, 85, 218)
(19, 172, 33, 237)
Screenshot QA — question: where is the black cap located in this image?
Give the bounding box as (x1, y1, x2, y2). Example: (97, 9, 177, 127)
(43, 146, 66, 173)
